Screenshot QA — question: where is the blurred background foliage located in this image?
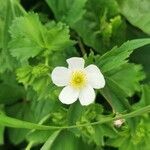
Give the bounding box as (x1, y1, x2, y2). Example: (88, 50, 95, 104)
(0, 0, 150, 150)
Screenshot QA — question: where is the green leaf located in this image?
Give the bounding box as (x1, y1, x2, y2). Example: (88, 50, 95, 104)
(91, 124, 118, 146)
(109, 64, 145, 97)
(0, 82, 25, 105)
(85, 39, 150, 112)
(0, 73, 25, 104)
(8, 13, 44, 62)
(67, 102, 85, 137)
(16, 64, 57, 100)
(7, 102, 36, 144)
(0, 0, 25, 49)
(117, 0, 150, 35)
(0, 125, 4, 145)
(107, 118, 150, 150)
(9, 13, 74, 62)
(67, 102, 84, 125)
(0, 50, 17, 73)
(26, 130, 55, 145)
(49, 130, 80, 150)
(95, 39, 150, 112)
(0, 106, 5, 145)
(0, 19, 4, 48)
(101, 124, 118, 138)
(6, 99, 60, 144)
(100, 77, 131, 112)
(72, 0, 125, 53)
(140, 84, 150, 106)
(44, 21, 75, 53)
(46, 0, 87, 27)
(48, 130, 95, 150)
(96, 38, 150, 73)
(26, 104, 65, 145)
(130, 44, 150, 82)
(0, 0, 25, 73)
(41, 130, 61, 150)
(134, 84, 150, 109)
(70, 104, 105, 146)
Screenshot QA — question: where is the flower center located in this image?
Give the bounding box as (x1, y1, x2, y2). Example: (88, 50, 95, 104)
(70, 70, 87, 89)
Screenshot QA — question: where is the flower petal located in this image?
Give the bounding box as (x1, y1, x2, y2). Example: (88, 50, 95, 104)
(79, 85, 95, 106)
(51, 67, 70, 87)
(59, 86, 79, 104)
(67, 57, 85, 70)
(85, 65, 105, 89)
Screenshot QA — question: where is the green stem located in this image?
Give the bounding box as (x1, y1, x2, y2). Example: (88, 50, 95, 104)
(78, 37, 86, 56)
(27, 113, 51, 135)
(25, 141, 34, 150)
(10, 0, 16, 18)
(30, 1, 42, 11)
(0, 105, 150, 130)
(45, 56, 49, 66)
(14, 0, 27, 15)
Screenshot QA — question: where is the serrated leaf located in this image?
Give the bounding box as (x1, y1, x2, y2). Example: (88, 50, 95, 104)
(9, 13, 74, 62)
(94, 39, 150, 112)
(8, 13, 45, 62)
(109, 64, 145, 97)
(92, 124, 117, 146)
(16, 64, 57, 100)
(86, 39, 150, 111)
(96, 38, 150, 73)
(44, 22, 75, 53)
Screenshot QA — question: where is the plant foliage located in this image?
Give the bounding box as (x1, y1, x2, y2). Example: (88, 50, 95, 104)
(0, 0, 150, 150)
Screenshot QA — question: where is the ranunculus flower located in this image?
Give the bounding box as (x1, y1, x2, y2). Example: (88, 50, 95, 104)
(51, 57, 105, 105)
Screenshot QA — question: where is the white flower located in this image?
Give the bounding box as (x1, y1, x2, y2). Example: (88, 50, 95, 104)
(51, 57, 105, 106)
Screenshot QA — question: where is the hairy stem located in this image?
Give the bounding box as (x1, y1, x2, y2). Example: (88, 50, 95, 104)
(78, 37, 86, 56)
(0, 105, 150, 130)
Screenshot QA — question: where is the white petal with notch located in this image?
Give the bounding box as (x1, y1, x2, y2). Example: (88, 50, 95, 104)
(51, 67, 70, 87)
(79, 85, 95, 105)
(85, 64, 105, 89)
(59, 86, 79, 104)
(67, 57, 85, 70)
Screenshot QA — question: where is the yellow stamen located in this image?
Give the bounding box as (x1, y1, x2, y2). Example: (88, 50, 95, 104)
(70, 70, 87, 89)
